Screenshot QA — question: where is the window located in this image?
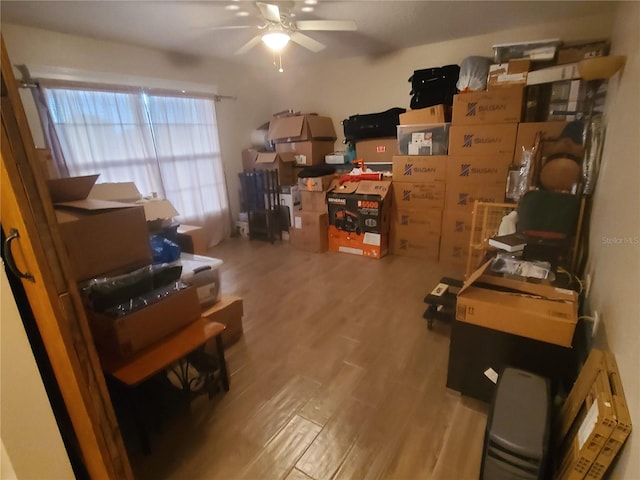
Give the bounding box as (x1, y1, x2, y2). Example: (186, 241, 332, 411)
(42, 84, 230, 247)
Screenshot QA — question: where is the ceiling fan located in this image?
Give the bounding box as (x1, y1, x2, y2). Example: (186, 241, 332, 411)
(212, 1, 357, 56)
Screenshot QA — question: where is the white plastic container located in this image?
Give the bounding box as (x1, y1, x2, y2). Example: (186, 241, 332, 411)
(177, 253, 223, 306)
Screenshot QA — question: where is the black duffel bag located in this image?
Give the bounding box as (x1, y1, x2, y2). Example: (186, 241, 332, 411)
(409, 64, 460, 93)
(342, 107, 406, 143)
(410, 87, 458, 109)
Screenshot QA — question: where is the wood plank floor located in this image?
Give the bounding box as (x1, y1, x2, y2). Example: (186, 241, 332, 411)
(130, 238, 489, 480)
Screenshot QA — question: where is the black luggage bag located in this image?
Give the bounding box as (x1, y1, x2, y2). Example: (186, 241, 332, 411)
(342, 107, 406, 143)
(409, 65, 460, 92)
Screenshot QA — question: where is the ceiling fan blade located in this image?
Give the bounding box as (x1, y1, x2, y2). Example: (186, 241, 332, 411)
(256, 2, 281, 23)
(235, 35, 263, 55)
(201, 25, 254, 31)
(295, 20, 357, 31)
(290, 32, 326, 53)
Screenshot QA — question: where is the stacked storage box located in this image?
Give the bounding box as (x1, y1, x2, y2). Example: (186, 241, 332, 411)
(289, 173, 333, 253)
(390, 105, 450, 260)
(268, 113, 337, 167)
(441, 87, 524, 270)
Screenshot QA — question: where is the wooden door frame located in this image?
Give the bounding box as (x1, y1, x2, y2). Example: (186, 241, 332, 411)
(1, 36, 133, 479)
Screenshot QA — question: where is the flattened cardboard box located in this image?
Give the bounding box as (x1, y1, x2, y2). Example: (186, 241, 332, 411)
(392, 155, 447, 183)
(448, 123, 518, 157)
(268, 114, 337, 144)
(456, 261, 578, 347)
(48, 175, 152, 282)
(452, 87, 524, 125)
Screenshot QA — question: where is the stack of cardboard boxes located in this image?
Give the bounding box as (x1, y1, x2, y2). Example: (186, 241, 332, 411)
(390, 106, 449, 260)
(290, 173, 333, 253)
(440, 87, 523, 270)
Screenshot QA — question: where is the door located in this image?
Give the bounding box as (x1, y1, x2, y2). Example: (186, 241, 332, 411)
(1, 36, 133, 479)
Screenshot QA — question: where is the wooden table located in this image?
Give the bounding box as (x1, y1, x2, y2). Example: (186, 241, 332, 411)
(100, 317, 229, 453)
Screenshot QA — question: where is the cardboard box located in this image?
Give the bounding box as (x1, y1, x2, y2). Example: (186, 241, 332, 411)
(48, 175, 153, 282)
(290, 211, 329, 253)
(177, 224, 208, 255)
(452, 87, 524, 125)
(439, 229, 482, 268)
(297, 174, 334, 192)
(448, 123, 518, 157)
(392, 181, 446, 210)
(514, 121, 569, 159)
(390, 225, 440, 260)
(557, 40, 610, 65)
(527, 63, 580, 86)
(300, 190, 327, 212)
(392, 208, 442, 234)
(275, 140, 336, 167)
(554, 349, 632, 480)
(399, 104, 448, 125)
(446, 155, 513, 185)
(88, 181, 179, 223)
(487, 60, 531, 89)
(445, 180, 507, 211)
(268, 114, 336, 144)
(392, 155, 447, 183)
(441, 208, 476, 244)
(326, 180, 391, 259)
(455, 261, 578, 346)
(88, 284, 201, 358)
(202, 295, 244, 348)
(355, 137, 399, 163)
(253, 151, 296, 186)
(397, 124, 450, 156)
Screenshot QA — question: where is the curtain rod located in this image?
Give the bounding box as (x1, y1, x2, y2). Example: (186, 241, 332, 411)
(18, 79, 236, 102)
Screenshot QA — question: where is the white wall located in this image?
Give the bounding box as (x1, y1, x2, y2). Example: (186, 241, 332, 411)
(1, 269, 74, 479)
(587, 3, 640, 478)
(268, 12, 616, 145)
(1, 24, 277, 225)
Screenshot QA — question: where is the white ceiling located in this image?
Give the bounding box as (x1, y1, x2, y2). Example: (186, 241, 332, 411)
(1, 1, 615, 68)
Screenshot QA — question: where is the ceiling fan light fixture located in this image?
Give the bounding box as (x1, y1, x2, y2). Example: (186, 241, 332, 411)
(262, 31, 290, 51)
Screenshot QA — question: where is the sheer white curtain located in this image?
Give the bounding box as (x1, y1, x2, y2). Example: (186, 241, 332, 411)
(42, 83, 231, 247)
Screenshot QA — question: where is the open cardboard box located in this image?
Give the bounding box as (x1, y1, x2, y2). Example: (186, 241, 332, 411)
(47, 175, 152, 281)
(455, 260, 578, 347)
(268, 114, 336, 144)
(88, 181, 179, 223)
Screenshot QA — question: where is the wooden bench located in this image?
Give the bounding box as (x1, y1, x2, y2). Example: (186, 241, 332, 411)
(100, 317, 229, 452)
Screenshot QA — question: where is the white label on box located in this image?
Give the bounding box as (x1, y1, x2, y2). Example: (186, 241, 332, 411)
(295, 154, 307, 165)
(578, 401, 599, 449)
(363, 232, 381, 246)
(294, 216, 303, 229)
(339, 246, 364, 256)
